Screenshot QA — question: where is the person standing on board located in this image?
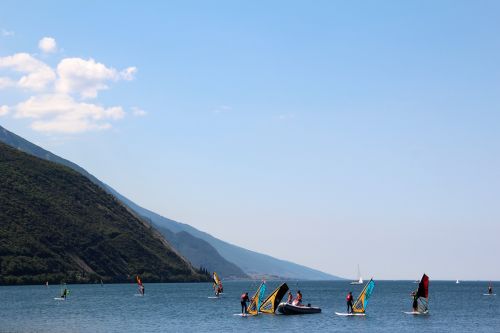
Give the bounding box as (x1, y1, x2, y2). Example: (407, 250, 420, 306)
(346, 292, 354, 313)
(488, 284, 493, 295)
(240, 292, 250, 314)
(61, 288, 68, 299)
(411, 291, 418, 312)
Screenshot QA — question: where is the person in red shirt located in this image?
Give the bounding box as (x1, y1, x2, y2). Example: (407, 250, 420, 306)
(346, 291, 354, 313)
(240, 292, 250, 314)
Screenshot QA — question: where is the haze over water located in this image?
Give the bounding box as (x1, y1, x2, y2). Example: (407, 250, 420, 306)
(1, 281, 498, 332)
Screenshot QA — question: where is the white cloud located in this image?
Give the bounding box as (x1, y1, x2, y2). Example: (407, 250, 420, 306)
(38, 37, 57, 53)
(0, 105, 9, 116)
(0, 53, 56, 90)
(14, 94, 125, 133)
(55, 58, 136, 99)
(0, 39, 136, 134)
(131, 106, 147, 117)
(213, 105, 232, 114)
(1, 29, 14, 37)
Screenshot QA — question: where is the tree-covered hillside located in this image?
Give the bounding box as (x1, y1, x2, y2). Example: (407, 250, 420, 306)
(0, 142, 208, 285)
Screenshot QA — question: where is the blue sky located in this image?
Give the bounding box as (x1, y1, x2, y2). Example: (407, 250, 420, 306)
(1, 0, 499, 280)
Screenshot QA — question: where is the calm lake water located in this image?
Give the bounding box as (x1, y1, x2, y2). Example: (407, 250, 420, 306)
(0, 280, 498, 332)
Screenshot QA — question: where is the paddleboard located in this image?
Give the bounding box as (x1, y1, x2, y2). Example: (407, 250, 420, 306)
(403, 311, 428, 315)
(233, 313, 249, 317)
(335, 312, 365, 316)
(208, 296, 220, 299)
(483, 293, 496, 296)
(54, 297, 66, 301)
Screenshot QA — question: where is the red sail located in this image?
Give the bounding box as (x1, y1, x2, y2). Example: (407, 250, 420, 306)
(416, 274, 429, 298)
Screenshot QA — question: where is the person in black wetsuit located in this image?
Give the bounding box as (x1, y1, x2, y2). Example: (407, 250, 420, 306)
(61, 288, 68, 299)
(411, 291, 418, 312)
(240, 292, 249, 314)
(346, 291, 354, 313)
(488, 285, 493, 295)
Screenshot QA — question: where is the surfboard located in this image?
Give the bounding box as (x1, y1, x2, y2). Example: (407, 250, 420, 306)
(483, 293, 496, 296)
(208, 296, 220, 299)
(54, 297, 66, 301)
(335, 312, 365, 316)
(233, 313, 249, 317)
(403, 311, 428, 315)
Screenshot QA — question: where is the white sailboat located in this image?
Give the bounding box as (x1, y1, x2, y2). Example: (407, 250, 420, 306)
(456, 280, 460, 284)
(350, 264, 363, 285)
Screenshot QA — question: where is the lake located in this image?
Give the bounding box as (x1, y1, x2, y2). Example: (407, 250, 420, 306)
(0, 280, 498, 332)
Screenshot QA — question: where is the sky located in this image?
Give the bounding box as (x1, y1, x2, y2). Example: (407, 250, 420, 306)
(1, 0, 499, 280)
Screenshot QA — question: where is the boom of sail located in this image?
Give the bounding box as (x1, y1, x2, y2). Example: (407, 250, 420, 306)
(259, 283, 289, 314)
(247, 282, 267, 316)
(352, 279, 375, 313)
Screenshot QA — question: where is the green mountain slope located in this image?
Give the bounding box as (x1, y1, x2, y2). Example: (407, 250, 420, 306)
(0, 141, 208, 285)
(0, 125, 340, 280)
(0, 125, 247, 279)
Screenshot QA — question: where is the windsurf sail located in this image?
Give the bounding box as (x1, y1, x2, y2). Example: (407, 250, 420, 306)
(259, 283, 289, 314)
(247, 282, 267, 316)
(415, 274, 429, 313)
(352, 279, 375, 314)
(213, 272, 222, 292)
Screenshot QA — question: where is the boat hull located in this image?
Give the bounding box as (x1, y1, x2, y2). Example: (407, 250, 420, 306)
(277, 302, 321, 315)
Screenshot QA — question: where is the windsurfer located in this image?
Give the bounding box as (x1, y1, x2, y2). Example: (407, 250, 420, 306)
(61, 288, 68, 299)
(411, 291, 418, 312)
(240, 292, 250, 314)
(346, 292, 354, 313)
(488, 284, 493, 295)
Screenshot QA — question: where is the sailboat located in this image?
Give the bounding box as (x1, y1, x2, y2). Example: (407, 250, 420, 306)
(259, 283, 289, 314)
(336, 279, 375, 316)
(404, 273, 429, 315)
(350, 264, 363, 285)
(245, 281, 267, 316)
(211, 272, 223, 298)
(456, 280, 460, 284)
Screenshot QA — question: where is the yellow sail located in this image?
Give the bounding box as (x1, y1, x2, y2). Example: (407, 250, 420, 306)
(259, 283, 289, 314)
(247, 282, 267, 316)
(212, 272, 222, 291)
(352, 279, 375, 313)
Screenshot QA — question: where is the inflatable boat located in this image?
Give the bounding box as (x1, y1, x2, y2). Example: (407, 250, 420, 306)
(277, 302, 321, 315)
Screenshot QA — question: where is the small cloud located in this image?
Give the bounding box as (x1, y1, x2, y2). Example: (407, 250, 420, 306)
(213, 105, 232, 114)
(0, 105, 9, 116)
(38, 37, 57, 53)
(1, 29, 14, 37)
(277, 113, 295, 120)
(131, 106, 147, 117)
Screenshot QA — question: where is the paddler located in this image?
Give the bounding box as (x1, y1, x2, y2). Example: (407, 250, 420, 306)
(240, 292, 250, 314)
(346, 291, 354, 313)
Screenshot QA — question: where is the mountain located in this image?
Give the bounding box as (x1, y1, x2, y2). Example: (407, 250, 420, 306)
(0, 125, 247, 279)
(0, 125, 341, 280)
(0, 141, 208, 285)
